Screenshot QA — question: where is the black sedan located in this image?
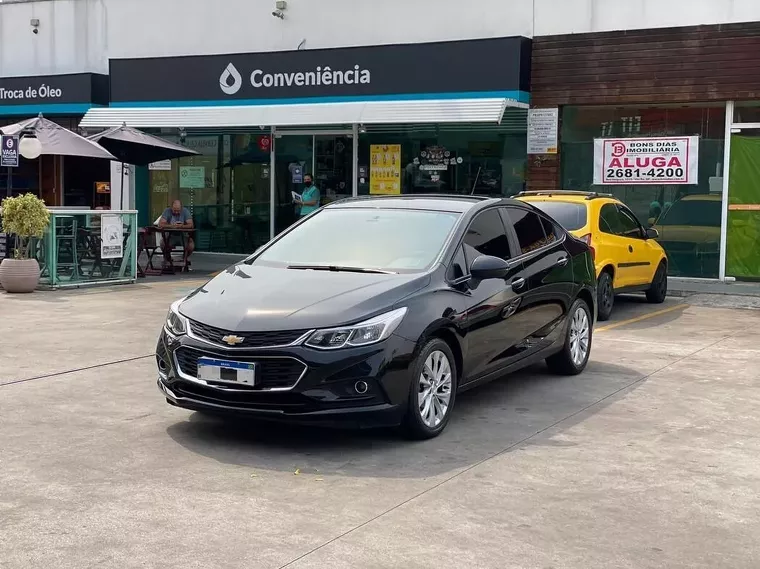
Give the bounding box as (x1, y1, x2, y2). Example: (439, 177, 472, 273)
(156, 195, 596, 439)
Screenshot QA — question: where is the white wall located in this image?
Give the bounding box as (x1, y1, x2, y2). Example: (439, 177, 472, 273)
(534, 0, 760, 36)
(2, 0, 760, 78)
(0, 0, 106, 76)
(0, 0, 535, 76)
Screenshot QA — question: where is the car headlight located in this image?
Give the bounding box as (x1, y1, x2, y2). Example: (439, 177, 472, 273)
(304, 307, 408, 350)
(165, 300, 188, 336)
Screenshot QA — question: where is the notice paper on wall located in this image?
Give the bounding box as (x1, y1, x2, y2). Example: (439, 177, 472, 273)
(179, 166, 206, 189)
(593, 136, 699, 185)
(101, 214, 124, 259)
(527, 108, 559, 154)
(370, 144, 401, 195)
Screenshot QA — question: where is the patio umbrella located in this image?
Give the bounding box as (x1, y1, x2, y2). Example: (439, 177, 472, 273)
(0, 114, 116, 160)
(88, 123, 200, 209)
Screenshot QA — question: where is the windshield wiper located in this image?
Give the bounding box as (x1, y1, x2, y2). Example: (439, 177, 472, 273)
(287, 264, 397, 274)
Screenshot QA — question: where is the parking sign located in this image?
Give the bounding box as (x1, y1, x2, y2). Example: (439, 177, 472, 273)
(1, 135, 19, 167)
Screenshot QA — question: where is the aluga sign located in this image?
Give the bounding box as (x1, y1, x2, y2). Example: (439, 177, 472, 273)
(593, 136, 699, 185)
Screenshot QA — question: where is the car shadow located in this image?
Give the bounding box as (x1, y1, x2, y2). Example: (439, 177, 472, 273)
(166, 359, 645, 479)
(602, 294, 687, 330)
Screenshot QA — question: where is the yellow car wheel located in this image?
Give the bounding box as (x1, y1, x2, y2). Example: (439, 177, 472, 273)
(597, 271, 614, 321)
(646, 262, 668, 304)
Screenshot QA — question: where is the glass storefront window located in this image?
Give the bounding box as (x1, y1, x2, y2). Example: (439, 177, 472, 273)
(560, 105, 726, 278)
(357, 122, 527, 198)
(734, 102, 760, 124)
(725, 132, 760, 280)
(148, 132, 274, 254)
(145, 117, 528, 254)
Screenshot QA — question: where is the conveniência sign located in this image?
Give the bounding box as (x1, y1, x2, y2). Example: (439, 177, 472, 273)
(220, 63, 371, 95)
(0, 84, 63, 101)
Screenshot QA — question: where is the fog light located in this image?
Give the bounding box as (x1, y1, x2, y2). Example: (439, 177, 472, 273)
(354, 381, 368, 394)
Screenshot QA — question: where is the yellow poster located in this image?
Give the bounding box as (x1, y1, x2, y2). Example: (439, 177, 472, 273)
(370, 144, 401, 195)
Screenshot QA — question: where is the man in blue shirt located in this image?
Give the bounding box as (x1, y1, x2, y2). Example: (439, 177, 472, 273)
(159, 199, 194, 267)
(298, 175, 320, 217)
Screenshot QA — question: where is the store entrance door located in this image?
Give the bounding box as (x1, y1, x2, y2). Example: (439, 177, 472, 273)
(273, 131, 354, 236)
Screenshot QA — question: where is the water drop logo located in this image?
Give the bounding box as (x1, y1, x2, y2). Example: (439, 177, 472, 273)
(219, 63, 242, 95)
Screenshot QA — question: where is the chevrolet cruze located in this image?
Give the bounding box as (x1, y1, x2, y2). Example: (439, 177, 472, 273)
(156, 195, 596, 439)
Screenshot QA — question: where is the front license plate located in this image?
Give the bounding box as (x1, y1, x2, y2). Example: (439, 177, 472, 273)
(197, 357, 256, 386)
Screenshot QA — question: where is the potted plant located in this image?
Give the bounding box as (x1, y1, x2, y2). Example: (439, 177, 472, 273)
(0, 193, 50, 293)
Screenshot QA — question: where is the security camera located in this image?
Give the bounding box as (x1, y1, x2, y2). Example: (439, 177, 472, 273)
(32, 28, 39, 35)
(271, 9, 284, 19)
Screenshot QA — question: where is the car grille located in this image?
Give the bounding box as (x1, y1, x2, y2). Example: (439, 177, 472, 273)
(188, 320, 308, 348)
(174, 346, 306, 390)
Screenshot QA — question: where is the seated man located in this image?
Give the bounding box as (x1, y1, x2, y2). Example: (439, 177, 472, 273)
(159, 200, 194, 268)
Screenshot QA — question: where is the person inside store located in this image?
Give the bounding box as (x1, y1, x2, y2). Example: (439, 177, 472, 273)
(296, 174, 321, 217)
(159, 199, 195, 267)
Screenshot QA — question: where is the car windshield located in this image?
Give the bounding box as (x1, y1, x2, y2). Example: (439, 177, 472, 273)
(528, 201, 587, 231)
(658, 199, 721, 227)
(252, 207, 461, 273)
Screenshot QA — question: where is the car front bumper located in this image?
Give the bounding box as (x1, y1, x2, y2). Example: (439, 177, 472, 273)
(155, 327, 417, 428)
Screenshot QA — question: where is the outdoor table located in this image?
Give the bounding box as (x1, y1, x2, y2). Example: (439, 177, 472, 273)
(150, 227, 194, 274)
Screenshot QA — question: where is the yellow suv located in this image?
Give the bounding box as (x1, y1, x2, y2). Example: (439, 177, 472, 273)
(517, 191, 668, 320)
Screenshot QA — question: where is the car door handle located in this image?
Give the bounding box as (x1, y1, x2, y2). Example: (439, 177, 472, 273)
(511, 277, 526, 292)
(628, 245, 634, 253)
(556, 256, 569, 267)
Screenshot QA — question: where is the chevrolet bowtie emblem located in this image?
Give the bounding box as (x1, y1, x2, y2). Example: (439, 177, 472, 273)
(221, 335, 245, 346)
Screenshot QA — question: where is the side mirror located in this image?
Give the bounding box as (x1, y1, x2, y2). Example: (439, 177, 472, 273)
(646, 227, 659, 239)
(470, 255, 510, 281)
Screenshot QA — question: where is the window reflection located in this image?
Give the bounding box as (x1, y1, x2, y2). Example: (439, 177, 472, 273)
(560, 105, 726, 278)
(357, 120, 527, 198)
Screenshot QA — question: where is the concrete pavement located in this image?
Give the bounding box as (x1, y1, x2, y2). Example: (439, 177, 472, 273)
(1, 282, 759, 568)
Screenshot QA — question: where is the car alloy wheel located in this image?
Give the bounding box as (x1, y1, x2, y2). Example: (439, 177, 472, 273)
(568, 306, 590, 367)
(418, 350, 453, 428)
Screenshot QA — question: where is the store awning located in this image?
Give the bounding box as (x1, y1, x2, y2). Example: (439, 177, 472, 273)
(79, 97, 526, 129)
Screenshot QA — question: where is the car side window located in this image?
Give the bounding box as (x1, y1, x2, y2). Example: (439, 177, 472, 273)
(447, 245, 468, 280)
(599, 203, 623, 235)
(462, 209, 512, 262)
(505, 208, 551, 255)
(617, 206, 644, 238)
(538, 215, 558, 244)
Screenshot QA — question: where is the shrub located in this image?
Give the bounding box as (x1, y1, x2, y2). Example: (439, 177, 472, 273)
(1, 193, 50, 259)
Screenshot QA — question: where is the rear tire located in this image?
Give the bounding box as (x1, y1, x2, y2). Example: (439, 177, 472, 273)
(546, 299, 592, 376)
(646, 262, 668, 304)
(402, 338, 457, 440)
(597, 271, 614, 321)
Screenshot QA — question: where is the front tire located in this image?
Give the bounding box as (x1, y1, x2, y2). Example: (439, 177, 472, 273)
(646, 262, 668, 304)
(597, 270, 614, 321)
(546, 299, 592, 376)
(402, 338, 457, 440)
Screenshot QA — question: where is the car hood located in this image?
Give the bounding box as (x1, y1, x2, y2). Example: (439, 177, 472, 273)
(179, 263, 430, 331)
(653, 225, 720, 244)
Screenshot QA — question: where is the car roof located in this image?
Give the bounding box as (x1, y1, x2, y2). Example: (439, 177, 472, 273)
(325, 194, 521, 214)
(517, 191, 618, 205)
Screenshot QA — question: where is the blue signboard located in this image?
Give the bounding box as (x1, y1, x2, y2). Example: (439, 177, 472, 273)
(1, 135, 19, 167)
